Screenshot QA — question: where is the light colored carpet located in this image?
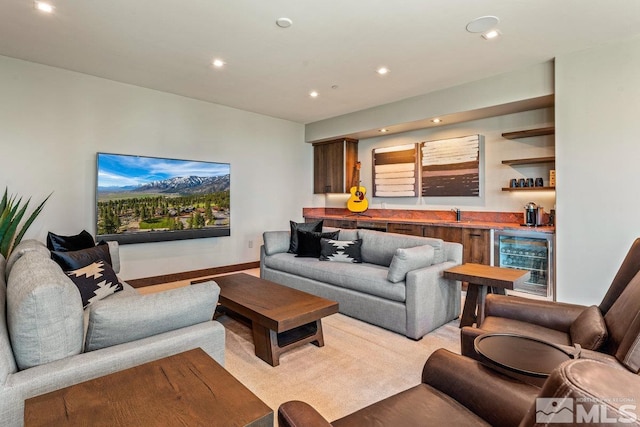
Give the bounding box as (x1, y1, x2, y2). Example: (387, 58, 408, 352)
(219, 312, 460, 424)
(140, 269, 462, 424)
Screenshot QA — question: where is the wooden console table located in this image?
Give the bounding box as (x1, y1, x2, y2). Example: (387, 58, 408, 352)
(444, 263, 530, 327)
(24, 348, 273, 427)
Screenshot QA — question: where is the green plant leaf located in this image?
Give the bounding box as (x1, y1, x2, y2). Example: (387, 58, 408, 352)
(0, 188, 50, 258)
(14, 192, 52, 248)
(0, 201, 29, 257)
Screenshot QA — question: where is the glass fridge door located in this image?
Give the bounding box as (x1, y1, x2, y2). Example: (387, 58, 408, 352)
(496, 233, 552, 299)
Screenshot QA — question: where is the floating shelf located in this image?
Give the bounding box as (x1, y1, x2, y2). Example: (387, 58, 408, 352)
(502, 156, 555, 166)
(502, 187, 556, 192)
(501, 127, 555, 140)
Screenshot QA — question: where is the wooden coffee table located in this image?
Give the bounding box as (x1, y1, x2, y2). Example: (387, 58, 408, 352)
(444, 263, 530, 327)
(205, 273, 339, 366)
(24, 348, 273, 426)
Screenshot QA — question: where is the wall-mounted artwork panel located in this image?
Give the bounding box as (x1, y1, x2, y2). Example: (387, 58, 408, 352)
(420, 135, 481, 197)
(372, 144, 419, 197)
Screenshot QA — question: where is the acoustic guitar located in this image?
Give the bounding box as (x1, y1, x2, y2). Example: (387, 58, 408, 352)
(347, 162, 369, 213)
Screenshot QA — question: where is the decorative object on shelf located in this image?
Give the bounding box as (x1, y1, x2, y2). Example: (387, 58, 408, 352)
(96, 153, 230, 245)
(502, 157, 556, 192)
(420, 134, 481, 197)
(372, 143, 419, 197)
(0, 187, 51, 258)
(347, 162, 369, 213)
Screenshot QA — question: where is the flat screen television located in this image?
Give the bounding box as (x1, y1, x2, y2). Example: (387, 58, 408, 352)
(96, 152, 230, 244)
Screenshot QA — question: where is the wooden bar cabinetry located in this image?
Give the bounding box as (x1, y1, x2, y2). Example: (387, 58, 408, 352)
(462, 228, 491, 265)
(387, 223, 423, 236)
(313, 138, 358, 194)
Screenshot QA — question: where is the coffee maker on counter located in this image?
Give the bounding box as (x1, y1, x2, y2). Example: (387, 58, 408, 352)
(524, 201, 544, 226)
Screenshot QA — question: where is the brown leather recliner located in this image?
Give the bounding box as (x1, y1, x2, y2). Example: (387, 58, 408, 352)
(461, 238, 640, 373)
(278, 349, 640, 427)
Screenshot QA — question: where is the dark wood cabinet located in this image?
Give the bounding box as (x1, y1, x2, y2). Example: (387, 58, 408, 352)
(387, 223, 423, 236)
(462, 228, 490, 265)
(423, 225, 463, 244)
(321, 219, 357, 229)
(313, 138, 358, 193)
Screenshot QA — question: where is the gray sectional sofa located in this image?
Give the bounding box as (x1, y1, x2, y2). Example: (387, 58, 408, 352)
(261, 228, 463, 339)
(0, 240, 225, 426)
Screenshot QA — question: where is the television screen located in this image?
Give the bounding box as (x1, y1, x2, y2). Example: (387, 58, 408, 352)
(96, 153, 230, 244)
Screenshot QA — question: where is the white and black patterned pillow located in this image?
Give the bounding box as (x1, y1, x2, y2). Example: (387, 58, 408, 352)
(319, 239, 363, 263)
(65, 260, 124, 308)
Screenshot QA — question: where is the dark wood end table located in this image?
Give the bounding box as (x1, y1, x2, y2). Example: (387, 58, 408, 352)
(474, 333, 578, 386)
(443, 263, 530, 327)
(199, 273, 339, 366)
(24, 348, 273, 426)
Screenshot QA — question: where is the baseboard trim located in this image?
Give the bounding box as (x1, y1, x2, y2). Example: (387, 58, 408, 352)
(126, 261, 260, 288)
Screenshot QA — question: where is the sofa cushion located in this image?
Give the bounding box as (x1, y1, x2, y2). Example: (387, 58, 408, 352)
(264, 253, 406, 302)
(0, 254, 17, 383)
(388, 245, 435, 283)
(47, 230, 95, 252)
(288, 220, 323, 253)
(84, 281, 219, 352)
(320, 238, 363, 263)
(5, 239, 50, 279)
(51, 242, 112, 271)
(295, 230, 339, 258)
(358, 229, 444, 266)
(569, 305, 608, 351)
(263, 231, 291, 255)
(323, 227, 358, 241)
(7, 252, 84, 370)
(65, 260, 124, 308)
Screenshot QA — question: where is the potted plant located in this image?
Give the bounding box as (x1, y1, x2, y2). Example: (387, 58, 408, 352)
(0, 188, 51, 258)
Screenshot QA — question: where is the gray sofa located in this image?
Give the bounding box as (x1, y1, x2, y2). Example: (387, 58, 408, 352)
(261, 228, 463, 339)
(0, 240, 225, 426)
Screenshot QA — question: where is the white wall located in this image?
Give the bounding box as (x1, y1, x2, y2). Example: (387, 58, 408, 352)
(555, 36, 640, 304)
(323, 108, 555, 213)
(0, 56, 311, 280)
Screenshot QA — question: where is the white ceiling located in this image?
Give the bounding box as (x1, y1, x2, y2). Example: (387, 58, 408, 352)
(2, 1, 640, 124)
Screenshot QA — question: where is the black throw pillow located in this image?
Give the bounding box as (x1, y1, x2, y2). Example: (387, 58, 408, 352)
(288, 220, 323, 253)
(51, 241, 112, 271)
(295, 230, 340, 258)
(47, 230, 95, 252)
(65, 260, 124, 308)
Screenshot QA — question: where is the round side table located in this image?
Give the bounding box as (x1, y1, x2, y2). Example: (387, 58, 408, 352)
(474, 333, 579, 386)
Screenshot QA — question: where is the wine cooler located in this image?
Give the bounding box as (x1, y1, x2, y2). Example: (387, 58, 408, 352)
(493, 229, 555, 300)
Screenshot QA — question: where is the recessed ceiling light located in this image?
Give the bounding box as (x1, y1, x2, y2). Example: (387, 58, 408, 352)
(482, 29, 501, 40)
(212, 58, 225, 68)
(276, 17, 293, 28)
(431, 118, 442, 124)
(379, 128, 388, 133)
(34, 1, 54, 13)
(309, 91, 319, 98)
(376, 67, 390, 76)
(466, 16, 499, 33)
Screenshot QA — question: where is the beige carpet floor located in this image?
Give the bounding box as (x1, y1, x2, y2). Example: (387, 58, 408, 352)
(140, 269, 462, 424)
(219, 312, 460, 424)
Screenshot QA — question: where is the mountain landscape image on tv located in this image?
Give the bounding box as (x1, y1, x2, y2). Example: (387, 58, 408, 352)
(96, 153, 230, 244)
